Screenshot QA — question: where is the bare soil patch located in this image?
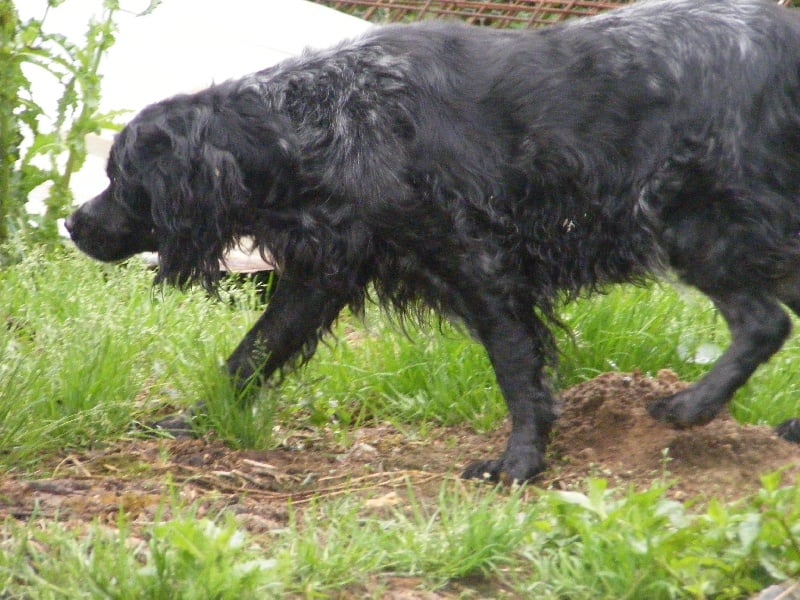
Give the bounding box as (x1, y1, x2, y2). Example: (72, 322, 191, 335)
(2, 370, 797, 533)
(550, 370, 799, 500)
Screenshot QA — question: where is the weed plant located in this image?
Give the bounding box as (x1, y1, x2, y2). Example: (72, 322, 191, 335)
(1, 474, 798, 598)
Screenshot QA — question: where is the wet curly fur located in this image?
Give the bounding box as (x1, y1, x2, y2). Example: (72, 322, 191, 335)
(67, 0, 800, 482)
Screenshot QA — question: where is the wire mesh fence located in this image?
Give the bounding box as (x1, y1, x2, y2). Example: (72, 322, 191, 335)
(315, 0, 797, 28)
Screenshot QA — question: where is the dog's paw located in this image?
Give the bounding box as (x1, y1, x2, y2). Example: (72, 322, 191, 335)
(146, 411, 197, 439)
(462, 447, 545, 484)
(144, 401, 209, 438)
(647, 390, 721, 429)
(776, 418, 800, 444)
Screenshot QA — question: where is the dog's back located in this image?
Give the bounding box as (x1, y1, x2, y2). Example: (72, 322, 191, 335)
(359, 0, 800, 286)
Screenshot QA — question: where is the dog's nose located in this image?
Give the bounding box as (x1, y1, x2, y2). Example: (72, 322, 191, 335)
(64, 214, 75, 234)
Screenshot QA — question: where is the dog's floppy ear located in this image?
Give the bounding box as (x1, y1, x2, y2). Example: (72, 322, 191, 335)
(136, 92, 297, 290)
(206, 90, 299, 204)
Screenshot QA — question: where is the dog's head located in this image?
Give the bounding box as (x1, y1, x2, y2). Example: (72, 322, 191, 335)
(66, 86, 297, 289)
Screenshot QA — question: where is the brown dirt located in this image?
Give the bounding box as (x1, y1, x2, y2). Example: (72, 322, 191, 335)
(0, 370, 797, 595)
(550, 370, 799, 500)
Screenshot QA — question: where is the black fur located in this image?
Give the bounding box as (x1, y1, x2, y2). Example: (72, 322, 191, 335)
(66, 0, 800, 482)
(776, 418, 800, 443)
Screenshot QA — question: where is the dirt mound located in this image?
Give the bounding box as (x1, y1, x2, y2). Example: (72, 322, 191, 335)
(0, 371, 797, 531)
(547, 370, 799, 500)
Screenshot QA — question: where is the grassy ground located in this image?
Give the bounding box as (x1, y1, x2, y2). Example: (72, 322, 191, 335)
(1, 247, 799, 598)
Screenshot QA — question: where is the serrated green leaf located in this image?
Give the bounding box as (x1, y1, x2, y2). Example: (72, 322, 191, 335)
(738, 514, 761, 554)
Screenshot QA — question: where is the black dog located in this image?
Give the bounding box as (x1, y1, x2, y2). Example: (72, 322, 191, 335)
(66, 0, 800, 482)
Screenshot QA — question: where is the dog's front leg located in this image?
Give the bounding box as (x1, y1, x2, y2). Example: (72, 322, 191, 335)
(153, 277, 346, 436)
(226, 276, 348, 387)
(460, 309, 558, 484)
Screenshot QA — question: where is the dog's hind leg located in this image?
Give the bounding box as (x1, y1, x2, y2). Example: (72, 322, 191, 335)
(649, 289, 791, 427)
(764, 263, 800, 444)
(644, 177, 798, 427)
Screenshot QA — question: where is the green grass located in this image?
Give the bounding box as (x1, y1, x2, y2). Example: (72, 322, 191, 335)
(2, 247, 800, 596)
(0, 248, 248, 466)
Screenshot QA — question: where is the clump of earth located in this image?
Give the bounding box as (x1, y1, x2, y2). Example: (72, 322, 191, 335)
(549, 369, 798, 500)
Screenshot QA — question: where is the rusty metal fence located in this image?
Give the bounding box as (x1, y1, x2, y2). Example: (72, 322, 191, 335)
(315, 0, 797, 28)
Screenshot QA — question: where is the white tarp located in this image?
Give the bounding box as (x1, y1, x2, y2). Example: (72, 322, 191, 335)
(21, 0, 370, 116)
